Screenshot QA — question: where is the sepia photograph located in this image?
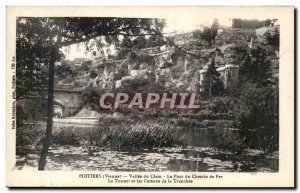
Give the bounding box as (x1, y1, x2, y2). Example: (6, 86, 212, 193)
(6, 6, 294, 187)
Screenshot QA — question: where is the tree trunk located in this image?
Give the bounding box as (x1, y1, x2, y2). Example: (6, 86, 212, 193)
(38, 47, 57, 170)
(38, 19, 63, 170)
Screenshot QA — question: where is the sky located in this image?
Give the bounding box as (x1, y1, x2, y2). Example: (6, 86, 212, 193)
(164, 17, 232, 34)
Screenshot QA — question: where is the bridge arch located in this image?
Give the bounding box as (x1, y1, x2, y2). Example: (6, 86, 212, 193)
(53, 88, 85, 117)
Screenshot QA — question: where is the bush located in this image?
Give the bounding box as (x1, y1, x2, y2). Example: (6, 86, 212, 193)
(239, 46, 272, 87)
(16, 124, 44, 156)
(215, 130, 248, 155)
(16, 99, 47, 123)
(81, 87, 101, 106)
(211, 97, 235, 114)
(89, 70, 98, 78)
(233, 82, 279, 152)
(200, 27, 215, 44)
(52, 128, 81, 146)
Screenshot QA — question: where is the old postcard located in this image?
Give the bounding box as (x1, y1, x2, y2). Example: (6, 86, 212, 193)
(6, 6, 294, 187)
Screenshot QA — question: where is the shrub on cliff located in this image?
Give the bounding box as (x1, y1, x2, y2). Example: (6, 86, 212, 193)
(199, 19, 219, 45)
(200, 27, 216, 45)
(89, 70, 98, 78)
(120, 78, 152, 91)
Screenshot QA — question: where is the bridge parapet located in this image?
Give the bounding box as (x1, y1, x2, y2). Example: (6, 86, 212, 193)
(54, 85, 85, 93)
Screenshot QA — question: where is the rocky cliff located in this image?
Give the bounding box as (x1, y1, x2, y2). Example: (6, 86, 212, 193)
(55, 28, 277, 94)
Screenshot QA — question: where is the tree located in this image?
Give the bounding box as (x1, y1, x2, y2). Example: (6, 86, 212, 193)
(200, 27, 214, 45)
(115, 36, 133, 60)
(239, 46, 272, 87)
(234, 45, 278, 152)
(16, 18, 53, 100)
(207, 58, 225, 97)
(264, 19, 272, 27)
(210, 19, 219, 44)
(234, 82, 279, 152)
(16, 17, 165, 170)
(199, 19, 219, 45)
(264, 27, 280, 51)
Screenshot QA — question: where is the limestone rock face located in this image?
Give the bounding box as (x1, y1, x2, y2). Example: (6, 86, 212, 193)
(58, 29, 248, 94)
(102, 72, 115, 89)
(187, 71, 200, 92)
(96, 42, 240, 93)
(127, 60, 139, 71)
(222, 43, 249, 64)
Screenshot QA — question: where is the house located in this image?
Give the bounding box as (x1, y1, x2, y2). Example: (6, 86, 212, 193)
(255, 26, 278, 38)
(217, 28, 224, 34)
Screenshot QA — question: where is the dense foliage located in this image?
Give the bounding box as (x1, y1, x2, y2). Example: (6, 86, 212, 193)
(235, 45, 279, 152)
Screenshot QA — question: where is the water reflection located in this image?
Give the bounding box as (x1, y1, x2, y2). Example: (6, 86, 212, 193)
(16, 146, 278, 172)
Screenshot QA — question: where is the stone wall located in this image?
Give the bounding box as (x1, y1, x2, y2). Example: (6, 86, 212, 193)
(199, 69, 209, 93)
(217, 64, 239, 91)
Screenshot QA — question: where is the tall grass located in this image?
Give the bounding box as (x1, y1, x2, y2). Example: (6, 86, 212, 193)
(93, 116, 182, 151)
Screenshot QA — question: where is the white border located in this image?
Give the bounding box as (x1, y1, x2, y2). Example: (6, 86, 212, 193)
(1, 1, 298, 192)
